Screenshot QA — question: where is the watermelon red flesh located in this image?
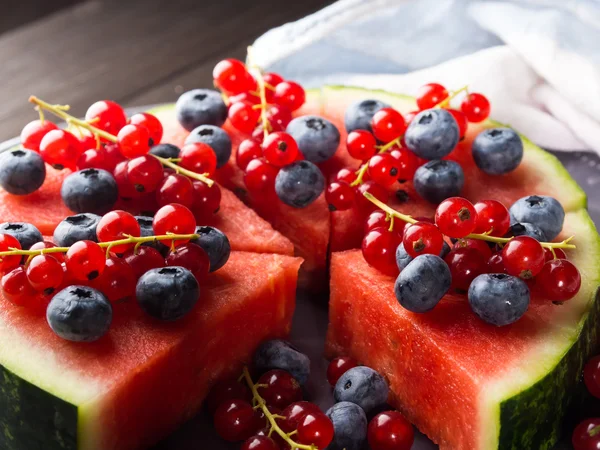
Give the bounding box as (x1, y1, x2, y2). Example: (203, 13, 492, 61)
(0, 251, 302, 450)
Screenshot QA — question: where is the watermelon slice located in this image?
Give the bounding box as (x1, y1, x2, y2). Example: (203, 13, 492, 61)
(0, 251, 302, 450)
(326, 207, 600, 449)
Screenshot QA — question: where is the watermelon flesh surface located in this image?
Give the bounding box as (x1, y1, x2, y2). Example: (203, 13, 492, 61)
(0, 251, 302, 450)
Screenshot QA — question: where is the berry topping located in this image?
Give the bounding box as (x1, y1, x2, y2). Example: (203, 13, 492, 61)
(253, 340, 310, 386)
(228, 101, 261, 134)
(402, 221, 444, 258)
(256, 369, 302, 410)
(445, 248, 485, 291)
(327, 356, 358, 387)
(572, 418, 600, 450)
(468, 274, 530, 326)
(509, 195, 565, 241)
(473, 199, 510, 236)
(184, 124, 232, 168)
(213, 59, 254, 94)
(286, 115, 340, 163)
(1, 266, 38, 307)
(0, 149, 46, 195)
(416, 83, 448, 110)
(346, 130, 377, 161)
(85, 100, 127, 136)
(362, 227, 402, 276)
(584, 357, 600, 399)
(213, 399, 262, 442)
(126, 155, 164, 193)
(191, 226, 231, 273)
(333, 366, 389, 414)
(0, 234, 22, 273)
(0, 222, 43, 250)
(156, 174, 194, 208)
(65, 240, 106, 281)
(96, 210, 141, 254)
(536, 259, 581, 302)
(368, 411, 414, 450)
(61, 168, 119, 214)
(326, 401, 368, 450)
(262, 132, 299, 167)
(344, 98, 391, 133)
(435, 197, 478, 238)
(166, 243, 210, 280)
(39, 129, 80, 170)
(149, 143, 181, 159)
(26, 254, 63, 295)
(20, 119, 58, 152)
(275, 161, 325, 208)
(395, 254, 451, 313)
(501, 235, 545, 279)
(117, 124, 151, 158)
(326, 181, 355, 211)
(273, 81, 305, 111)
(404, 109, 459, 160)
(152, 204, 196, 247)
(179, 142, 217, 177)
(371, 107, 406, 143)
(461, 92, 491, 123)
(236, 139, 262, 171)
(129, 112, 163, 146)
(296, 411, 334, 449)
(472, 127, 523, 175)
(176, 89, 228, 130)
(413, 159, 464, 204)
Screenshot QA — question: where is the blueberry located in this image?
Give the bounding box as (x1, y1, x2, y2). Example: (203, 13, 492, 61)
(404, 109, 459, 160)
(507, 222, 548, 242)
(333, 366, 389, 414)
(136, 266, 199, 321)
(344, 99, 390, 133)
(468, 273, 530, 326)
(149, 143, 181, 159)
(0, 222, 43, 250)
(0, 149, 46, 195)
(472, 128, 523, 175)
(275, 161, 325, 208)
(136, 215, 169, 257)
(46, 286, 112, 342)
(396, 241, 450, 271)
(325, 402, 368, 450)
(413, 160, 464, 203)
(175, 88, 227, 131)
(184, 125, 232, 168)
(509, 195, 565, 240)
(253, 339, 310, 385)
(61, 168, 118, 214)
(53, 213, 101, 247)
(395, 254, 451, 313)
(191, 226, 230, 272)
(286, 116, 340, 163)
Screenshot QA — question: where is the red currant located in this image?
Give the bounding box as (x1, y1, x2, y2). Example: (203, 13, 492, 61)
(104, 142, 126, 169)
(327, 356, 357, 386)
(117, 124, 150, 158)
(262, 132, 299, 167)
(179, 143, 217, 176)
(273, 81, 305, 111)
(461, 93, 490, 123)
(21, 119, 58, 152)
(236, 139, 263, 171)
(39, 129, 80, 170)
(454, 238, 493, 259)
(206, 376, 252, 414)
(371, 108, 406, 143)
(85, 100, 127, 136)
(486, 253, 507, 273)
(153, 204, 196, 247)
(404, 110, 419, 125)
(77, 147, 112, 171)
(326, 181, 355, 211)
(65, 240, 106, 281)
(129, 112, 163, 146)
(1, 266, 37, 307)
(544, 247, 567, 262)
(244, 159, 279, 198)
(90, 256, 136, 303)
(241, 436, 278, 450)
(346, 130, 377, 160)
(213, 59, 253, 94)
(572, 418, 600, 450)
(473, 200, 510, 237)
(126, 155, 164, 193)
(501, 236, 545, 279)
(389, 147, 419, 181)
(447, 108, 468, 139)
(403, 222, 444, 258)
(229, 92, 260, 106)
(213, 399, 262, 442)
(229, 102, 261, 134)
(536, 259, 581, 302)
(0, 233, 22, 273)
(280, 401, 322, 431)
(416, 83, 448, 110)
(335, 168, 358, 184)
(296, 411, 334, 449)
(362, 227, 402, 276)
(584, 356, 600, 399)
(355, 181, 390, 214)
(156, 174, 195, 208)
(76, 132, 97, 152)
(435, 197, 477, 238)
(257, 369, 303, 410)
(368, 153, 401, 188)
(113, 160, 142, 200)
(445, 248, 485, 291)
(97, 210, 141, 254)
(166, 243, 210, 280)
(123, 246, 165, 279)
(266, 105, 293, 131)
(364, 210, 389, 233)
(263, 72, 284, 92)
(26, 254, 63, 295)
(192, 181, 221, 216)
(30, 241, 64, 263)
(368, 411, 414, 450)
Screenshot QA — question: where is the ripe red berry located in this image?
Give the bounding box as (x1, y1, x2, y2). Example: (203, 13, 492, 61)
(544, 247, 567, 262)
(257, 369, 303, 410)
(447, 109, 468, 138)
(103, 142, 126, 169)
(388, 147, 419, 181)
(97, 210, 141, 254)
(501, 236, 545, 279)
(244, 159, 279, 198)
(454, 238, 493, 260)
(90, 256, 136, 303)
(192, 181, 222, 216)
(404, 110, 419, 125)
(327, 356, 358, 386)
(296, 411, 334, 449)
(461, 93, 490, 123)
(21, 119, 58, 152)
(273, 81, 305, 111)
(65, 240, 106, 281)
(179, 142, 217, 176)
(584, 356, 600, 400)
(326, 181, 355, 211)
(156, 173, 195, 208)
(368, 153, 402, 188)
(262, 132, 299, 167)
(166, 243, 210, 280)
(236, 139, 263, 171)
(355, 181, 390, 214)
(473, 200, 510, 237)
(213, 59, 254, 94)
(346, 130, 377, 161)
(85, 100, 127, 136)
(113, 160, 142, 200)
(129, 112, 163, 146)
(403, 222, 444, 258)
(123, 246, 165, 279)
(416, 83, 448, 110)
(364, 210, 389, 234)
(213, 399, 262, 442)
(126, 155, 164, 193)
(1, 266, 37, 307)
(30, 241, 64, 263)
(536, 259, 581, 302)
(368, 411, 414, 450)
(0, 233, 22, 273)
(241, 436, 279, 450)
(371, 108, 406, 143)
(362, 227, 402, 276)
(229, 92, 260, 106)
(335, 168, 358, 184)
(263, 72, 284, 102)
(435, 197, 478, 238)
(26, 254, 64, 295)
(486, 253, 507, 273)
(77, 147, 112, 171)
(39, 129, 81, 170)
(229, 102, 261, 134)
(572, 417, 600, 450)
(445, 248, 485, 291)
(206, 376, 252, 414)
(153, 204, 196, 247)
(117, 124, 151, 158)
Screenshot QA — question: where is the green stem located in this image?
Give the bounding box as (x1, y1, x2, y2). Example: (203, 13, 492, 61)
(435, 85, 468, 109)
(246, 46, 270, 141)
(350, 137, 402, 187)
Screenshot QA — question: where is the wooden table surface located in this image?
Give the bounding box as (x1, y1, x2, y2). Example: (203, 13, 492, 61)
(0, 0, 331, 141)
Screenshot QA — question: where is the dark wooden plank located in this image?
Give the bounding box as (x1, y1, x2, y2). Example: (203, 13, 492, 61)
(0, 0, 84, 35)
(0, 0, 328, 140)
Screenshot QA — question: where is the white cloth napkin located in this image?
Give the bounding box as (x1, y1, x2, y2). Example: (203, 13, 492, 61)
(251, 0, 600, 153)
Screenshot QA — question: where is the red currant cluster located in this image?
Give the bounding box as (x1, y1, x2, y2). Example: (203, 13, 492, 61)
(212, 58, 307, 199)
(362, 196, 581, 302)
(573, 357, 600, 449)
(325, 82, 491, 213)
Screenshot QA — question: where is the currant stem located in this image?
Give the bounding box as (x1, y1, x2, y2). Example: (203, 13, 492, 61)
(435, 85, 468, 109)
(246, 46, 270, 141)
(28, 96, 214, 186)
(242, 367, 317, 450)
(363, 192, 577, 250)
(351, 137, 402, 187)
